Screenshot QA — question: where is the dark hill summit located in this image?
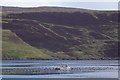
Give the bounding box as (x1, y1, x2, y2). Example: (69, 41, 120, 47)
(1, 6, 93, 13)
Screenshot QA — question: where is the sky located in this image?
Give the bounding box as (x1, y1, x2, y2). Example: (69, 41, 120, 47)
(0, 0, 119, 10)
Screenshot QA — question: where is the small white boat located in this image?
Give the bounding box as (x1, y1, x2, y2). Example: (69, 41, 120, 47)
(55, 64, 71, 70)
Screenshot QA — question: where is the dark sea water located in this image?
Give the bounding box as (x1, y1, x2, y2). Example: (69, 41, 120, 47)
(1, 60, 119, 78)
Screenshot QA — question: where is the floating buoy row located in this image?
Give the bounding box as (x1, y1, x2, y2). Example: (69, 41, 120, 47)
(2, 66, 117, 74)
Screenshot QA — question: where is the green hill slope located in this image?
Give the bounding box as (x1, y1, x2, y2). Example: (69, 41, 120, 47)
(2, 29, 53, 59)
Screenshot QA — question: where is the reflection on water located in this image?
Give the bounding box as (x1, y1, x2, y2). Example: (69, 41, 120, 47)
(1, 60, 119, 78)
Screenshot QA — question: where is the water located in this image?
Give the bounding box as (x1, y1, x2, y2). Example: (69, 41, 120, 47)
(1, 60, 119, 78)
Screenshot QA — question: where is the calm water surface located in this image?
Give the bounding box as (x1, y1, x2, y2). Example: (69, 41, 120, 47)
(1, 60, 119, 78)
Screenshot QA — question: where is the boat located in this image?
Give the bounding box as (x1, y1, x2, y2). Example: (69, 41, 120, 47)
(55, 64, 71, 70)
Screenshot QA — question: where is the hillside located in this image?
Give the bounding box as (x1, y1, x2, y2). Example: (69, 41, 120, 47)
(2, 29, 53, 59)
(2, 6, 120, 59)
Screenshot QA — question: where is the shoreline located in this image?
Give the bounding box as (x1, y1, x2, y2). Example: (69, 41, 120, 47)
(1, 59, 120, 60)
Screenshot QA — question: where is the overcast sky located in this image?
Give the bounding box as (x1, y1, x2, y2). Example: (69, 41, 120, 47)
(0, 0, 119, 10)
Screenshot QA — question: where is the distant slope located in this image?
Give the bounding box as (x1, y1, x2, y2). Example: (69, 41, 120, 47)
(2, 6, 120, 59)
(1, 6, 93, 13)
(2, 29, 53, 59)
